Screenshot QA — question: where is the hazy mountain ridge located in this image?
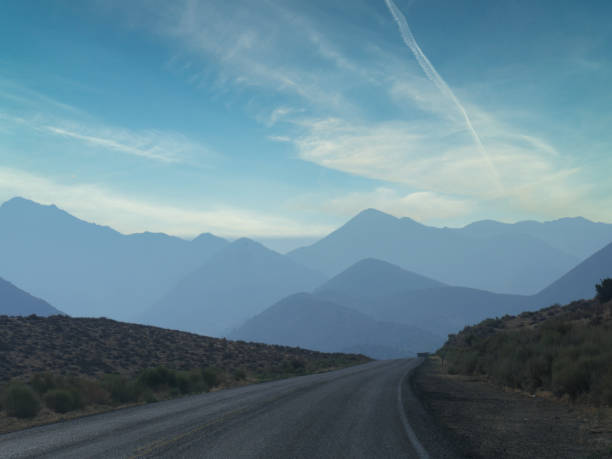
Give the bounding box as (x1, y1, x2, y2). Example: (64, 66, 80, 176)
(249, 247, 611, 352)
(230, 292, 443, 359)
(288, 209, 612, 295)
(2, 197, 611, 358)
(533, 241, 612, 307)
(141, 238, 327, 337)
(463, 217, 612, 259)
(0, 276, 64, 317)
(0, 197, 228, 320)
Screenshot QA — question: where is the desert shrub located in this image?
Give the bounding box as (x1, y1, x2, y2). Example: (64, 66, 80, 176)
(596, 278, 612, 303)
(4, 383, 41, 418)
(141, 389, 157, 403)
(30, 373, 56, 394)
(44, 389, 77, 413)
(202, 367, 221, 388)
(551, 356, 592, 400)
(103, 375, 141, 404)
(176, 370, 207, 394)
(75, 379, 110, 405)
(138, 366, 177, 389)
(232, 369, 247, 381)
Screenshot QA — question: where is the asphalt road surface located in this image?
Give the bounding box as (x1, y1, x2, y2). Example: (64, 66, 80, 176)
(0, 359, 456, 458)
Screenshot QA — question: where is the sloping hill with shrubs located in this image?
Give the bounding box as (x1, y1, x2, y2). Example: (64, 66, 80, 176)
(437, 279, 612, 406)
(0, 315, 368, 430)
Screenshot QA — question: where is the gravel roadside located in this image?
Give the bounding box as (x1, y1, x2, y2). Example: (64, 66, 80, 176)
(412, 358, 612, 459)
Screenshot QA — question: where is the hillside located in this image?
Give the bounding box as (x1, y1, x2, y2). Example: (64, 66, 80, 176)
(229, 293, 442, 359)
(437, 288, 612, 405)
(288, 209, 582, 295)
(0, 277, 63, 317)
(0, 315, 368, 382)
(140, 238, 327, 337)
(0, 197, 228, 320)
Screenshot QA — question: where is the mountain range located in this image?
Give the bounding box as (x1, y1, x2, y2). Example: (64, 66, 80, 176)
(2, 196, 612, 359)
(0, 197, 228, 320)
(234, 244, 612, 353)
(140, 238, 326, 337)
(229, 292, 443, 359)
(288, 209, 612, 295)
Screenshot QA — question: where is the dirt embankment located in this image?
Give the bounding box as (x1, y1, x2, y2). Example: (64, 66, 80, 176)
(414, 358, 612, 458)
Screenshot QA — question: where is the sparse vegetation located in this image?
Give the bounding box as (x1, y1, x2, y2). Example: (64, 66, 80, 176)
(44, 389, 78, 413)
(438, 290, 612, 406)
(0, 315, 368, 429)
(596, 278, 612, 303)
(3, 383, 41, 418)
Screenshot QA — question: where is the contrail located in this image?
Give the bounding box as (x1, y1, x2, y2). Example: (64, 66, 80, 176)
(384, 0, 503, 192)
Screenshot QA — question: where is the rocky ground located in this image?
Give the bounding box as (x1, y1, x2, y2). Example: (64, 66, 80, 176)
(414, 357, 612, 458)
(0, 315, 368, 382)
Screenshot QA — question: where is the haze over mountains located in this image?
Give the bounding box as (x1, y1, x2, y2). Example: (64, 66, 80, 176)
(533, 241, 612, 307)
(140, 238, 326, 337)
(0, 276, 63, 317)
(2, 196, 612, 359)
(288, 209, 612, 295)
(230, 292, 443, 359)
(0, 197, 228, 320)
(249, 244, 612, 349)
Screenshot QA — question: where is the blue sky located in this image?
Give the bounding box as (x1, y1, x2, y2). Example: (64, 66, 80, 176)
(1, 0, 611, 248)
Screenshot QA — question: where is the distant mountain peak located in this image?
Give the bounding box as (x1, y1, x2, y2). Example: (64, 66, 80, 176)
(231, 237, 267, 250)
(352, 208, 397, 222)
(193, 232, 220, 241)
(2, 196, 46, 209)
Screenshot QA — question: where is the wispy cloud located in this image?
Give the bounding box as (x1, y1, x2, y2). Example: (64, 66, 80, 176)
(43, 125, 196, 164)
(1, 106, 213, 165)
(0, 167, 333, 238)
(293, 116, 578, 204)
(384, 0, 502, 192)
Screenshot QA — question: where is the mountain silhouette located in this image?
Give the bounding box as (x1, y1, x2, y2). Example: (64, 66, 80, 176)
(229, 292, 443, 359)
(463, 216, 612, 259)
(140, 238, 327, 337)
(0, 197, 228, 320)
(295, 257, 533, 339)
(0, 276, 64, 316)
(314, 258, 446, 315)
(533, 241, 612, 306)
(288, 208, 596, 295)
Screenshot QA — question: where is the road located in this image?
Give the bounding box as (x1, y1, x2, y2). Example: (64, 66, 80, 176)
(0, 359, 456, 458)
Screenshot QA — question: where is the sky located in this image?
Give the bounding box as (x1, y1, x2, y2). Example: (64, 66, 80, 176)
(1, 0, 611, 249)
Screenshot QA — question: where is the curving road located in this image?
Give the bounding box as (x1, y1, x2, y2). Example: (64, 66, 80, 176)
(0, 359, 456, 458)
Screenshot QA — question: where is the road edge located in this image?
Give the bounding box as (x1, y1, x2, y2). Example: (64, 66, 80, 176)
(398, 358, 430, 459)
(399, 358, 461, 459)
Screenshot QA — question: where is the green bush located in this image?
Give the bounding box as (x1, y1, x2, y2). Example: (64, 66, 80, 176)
(3, 383, 41, 418)
(44, 389, 77, 413)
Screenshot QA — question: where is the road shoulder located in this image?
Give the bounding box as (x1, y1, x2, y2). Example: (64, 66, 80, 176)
(412, 357, 612, 458)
